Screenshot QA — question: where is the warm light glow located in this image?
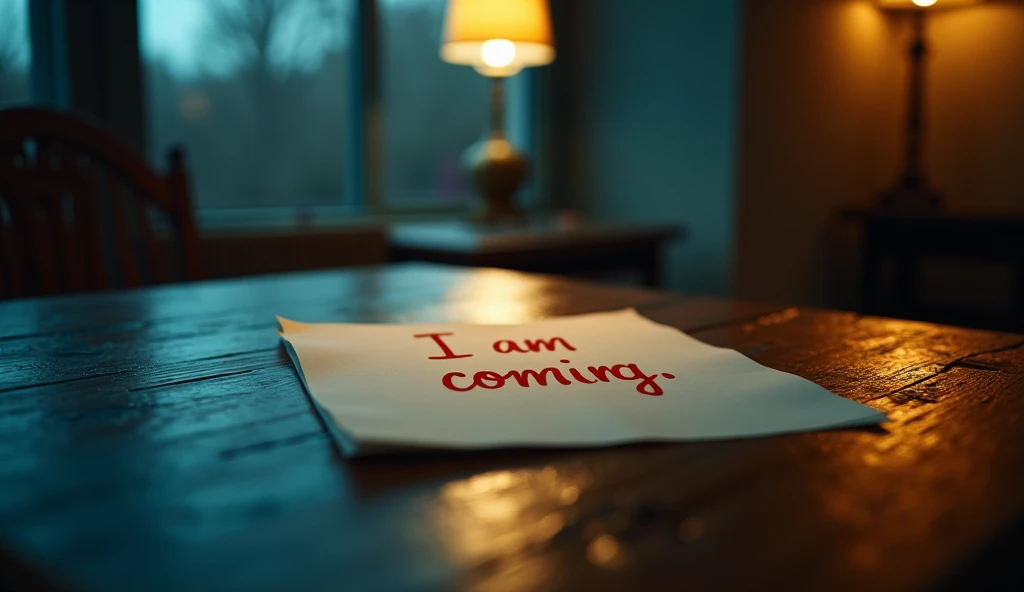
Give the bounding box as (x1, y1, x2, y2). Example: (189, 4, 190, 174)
(441, 270, 556, 324)
(678, 517, 707, 542)
(434, 466, 590, 567)
(587, 534, 622, 567)
(481, 39, 516, 68)
(440, 0, 555, 77)
(877, 0, 982, 9)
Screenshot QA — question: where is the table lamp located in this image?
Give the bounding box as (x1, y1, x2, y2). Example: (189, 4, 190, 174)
(440, 0, 556, 223)
(876, 0, 981, 210)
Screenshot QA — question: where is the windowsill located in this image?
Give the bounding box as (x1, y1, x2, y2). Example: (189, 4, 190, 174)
(195, 194, 543, 235)
(196, 204, 472, 235)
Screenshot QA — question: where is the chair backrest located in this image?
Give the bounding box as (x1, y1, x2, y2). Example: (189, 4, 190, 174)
(0, 107, 203, 299)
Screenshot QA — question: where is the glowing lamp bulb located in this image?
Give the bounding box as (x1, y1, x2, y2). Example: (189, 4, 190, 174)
(481, 39, 516, 69)
(913, 0, 937, 6)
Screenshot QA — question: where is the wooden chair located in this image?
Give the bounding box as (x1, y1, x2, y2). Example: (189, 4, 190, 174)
(0, 107, 203, 299)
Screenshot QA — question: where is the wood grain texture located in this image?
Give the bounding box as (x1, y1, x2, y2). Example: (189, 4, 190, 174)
(0, 263, 1021, 592)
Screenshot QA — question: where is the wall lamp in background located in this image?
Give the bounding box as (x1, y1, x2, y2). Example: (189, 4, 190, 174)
(876, 0, 982, 211)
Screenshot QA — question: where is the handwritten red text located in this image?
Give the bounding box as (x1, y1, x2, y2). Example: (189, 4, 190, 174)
(414, 332, 473, 359)
(493, 337, 577, 354)
(442, 359, 675, 396)
(416, 332, 675, 397)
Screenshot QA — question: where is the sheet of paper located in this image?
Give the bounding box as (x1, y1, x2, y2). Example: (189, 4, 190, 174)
(278, 309, 885, 455)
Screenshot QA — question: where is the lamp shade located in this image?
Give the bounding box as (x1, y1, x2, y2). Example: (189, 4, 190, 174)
(877, 0, 981, 9)
(440, 0, 555, 77)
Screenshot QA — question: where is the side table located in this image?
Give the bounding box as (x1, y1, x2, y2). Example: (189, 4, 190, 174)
(388, 219, 683, 288)
(842, 206, 1024, 332)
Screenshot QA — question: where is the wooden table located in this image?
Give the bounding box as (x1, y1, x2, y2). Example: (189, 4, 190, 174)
(1, 263, 1022, 591)
(389, 220, 682, 288)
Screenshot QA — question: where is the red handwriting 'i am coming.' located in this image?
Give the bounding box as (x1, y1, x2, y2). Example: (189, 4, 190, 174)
(413, 332, 675, 396)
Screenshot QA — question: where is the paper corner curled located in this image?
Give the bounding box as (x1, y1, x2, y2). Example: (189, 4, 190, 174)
(276, 316, 295, 333)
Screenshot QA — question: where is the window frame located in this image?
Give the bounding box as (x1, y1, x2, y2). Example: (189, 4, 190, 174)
(27, 0, 69, 109)
(152, 0, 543, 220)
(22, 0, 547, 222)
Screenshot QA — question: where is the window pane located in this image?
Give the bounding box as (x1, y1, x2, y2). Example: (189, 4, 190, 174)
(380, 0, 490, 207)
(139, 0, 352, 209)
(0, 0, 31, 106)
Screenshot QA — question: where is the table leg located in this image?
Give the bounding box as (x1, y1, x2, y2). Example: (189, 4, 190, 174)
(861, 226, 881, 315)
(642, 246, 664, 289)
(1012, 250, 1024, 332)
(892, 253, 918, 321)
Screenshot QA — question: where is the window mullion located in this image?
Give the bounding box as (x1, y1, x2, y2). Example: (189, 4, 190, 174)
(349, 0, 383, 213)
(27, 0, 69, 108)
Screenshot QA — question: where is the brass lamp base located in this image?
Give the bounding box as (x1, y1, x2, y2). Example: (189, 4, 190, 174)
(463, 135, 527, 224)
(877, 170, 942, 212)
(877, 186, 942, 212)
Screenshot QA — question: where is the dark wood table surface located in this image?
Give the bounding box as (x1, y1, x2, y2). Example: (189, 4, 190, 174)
(1, 263, 1022, 592)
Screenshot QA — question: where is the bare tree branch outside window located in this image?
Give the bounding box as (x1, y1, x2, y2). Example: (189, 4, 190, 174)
(0, 0, 31, 105)
(141, 0, 502, 210)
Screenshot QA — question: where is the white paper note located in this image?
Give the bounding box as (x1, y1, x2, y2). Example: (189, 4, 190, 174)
(278, 309, 885, 456)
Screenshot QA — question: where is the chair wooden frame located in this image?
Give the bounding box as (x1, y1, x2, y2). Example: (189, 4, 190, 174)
(0, 107, 203, 299)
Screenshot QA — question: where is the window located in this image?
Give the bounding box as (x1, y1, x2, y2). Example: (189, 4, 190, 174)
(381, 0, 486, 206)
(139, 0, 533, 214)
(139, 0, 352, 210)
(0, 0, 32, 106)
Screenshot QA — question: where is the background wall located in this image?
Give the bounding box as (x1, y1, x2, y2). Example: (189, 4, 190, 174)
(928, 2, 1024, 207)
(736, 0, 901, 309)
(735, 0, 1024, 309)
(571, 0, 742, 295)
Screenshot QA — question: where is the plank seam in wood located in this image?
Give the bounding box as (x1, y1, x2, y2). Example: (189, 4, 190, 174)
(868, 338, 1024, 402)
